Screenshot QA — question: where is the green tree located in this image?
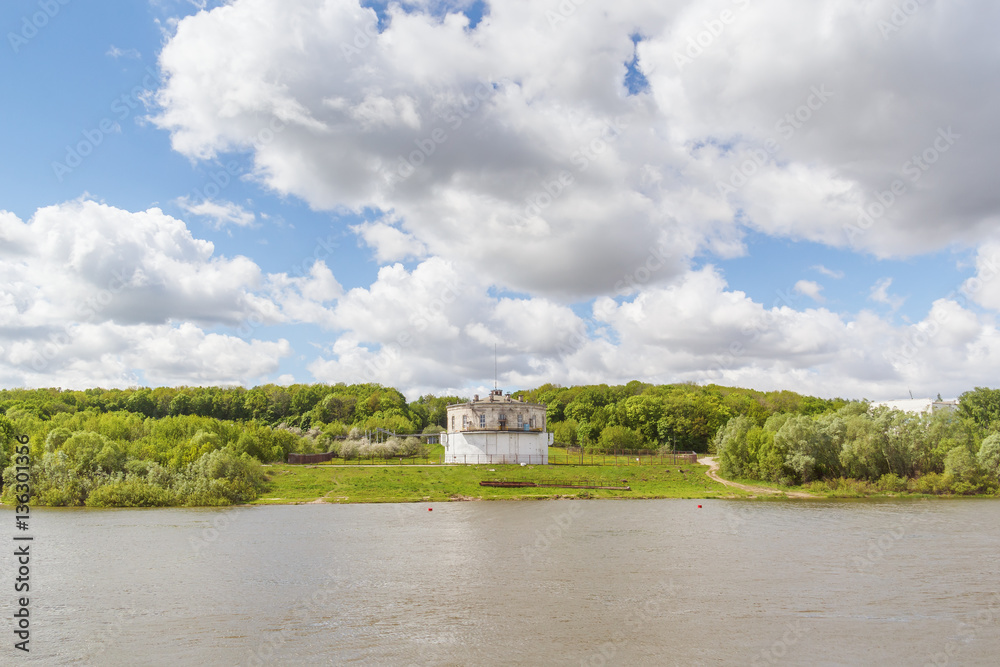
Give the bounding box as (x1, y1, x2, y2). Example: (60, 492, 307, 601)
(958, 387, 1000, 433)
(596, 425, 644, 452)
(125, 389, 157, 418)
(976, 433, 1000, 481)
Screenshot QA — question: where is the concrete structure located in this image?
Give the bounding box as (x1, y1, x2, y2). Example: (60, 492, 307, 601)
(872, 398, 959, 415)
(441, 389, 552, 464)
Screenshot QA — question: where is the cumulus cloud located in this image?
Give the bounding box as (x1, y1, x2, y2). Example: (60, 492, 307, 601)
(812, 265, 844, 280)
(0, 199, 337, 387)
(177, 196, 257, 228)
(869, 277, 905, 311)
(10, 0, 1000, 399)
(152, 0, 1000, 302)
(351, 218, 427, 262)
(106, 45, 142, 59)
(794, 279, 825, 303)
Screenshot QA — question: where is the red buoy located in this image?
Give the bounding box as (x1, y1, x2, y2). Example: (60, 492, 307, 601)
(428, 508, 433, 511)
(698, 505, 702, 508)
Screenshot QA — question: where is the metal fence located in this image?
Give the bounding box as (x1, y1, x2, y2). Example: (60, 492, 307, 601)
(287, 449, 699, 466)
(548, 449, 698, 466)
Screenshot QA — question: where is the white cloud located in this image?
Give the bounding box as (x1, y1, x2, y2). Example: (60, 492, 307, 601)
(0, 199, 338, 388)
(151, 0, 1000, 302)
(106, 45, 142, 59)
(351, 219, 427, 262)
(794, 279, 825, 303)
(177, 197, 256, 228)
(869, 277, 905, 311)
(811, 264, 844, 279)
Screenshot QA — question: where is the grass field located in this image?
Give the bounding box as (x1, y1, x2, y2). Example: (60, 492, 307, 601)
(252, 460, 746, 504)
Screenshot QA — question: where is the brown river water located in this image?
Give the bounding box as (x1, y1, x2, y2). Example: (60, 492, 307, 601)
(2, 499, 999, 665)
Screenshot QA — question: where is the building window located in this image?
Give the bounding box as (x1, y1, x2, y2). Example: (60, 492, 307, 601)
(529, 416, 535, 429)
(517, 414, 524, 427)
(451, 416, 454, 430)
(462, 415, 469, 428)
(479, 414, 486, 428)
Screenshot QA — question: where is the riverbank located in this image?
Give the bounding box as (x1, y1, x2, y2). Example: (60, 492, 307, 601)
(252, 461, 746, 503)
(253, 459, 1000, 504)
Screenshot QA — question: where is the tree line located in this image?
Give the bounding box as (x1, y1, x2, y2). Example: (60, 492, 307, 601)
(520, 381, 847, 453)
(5, 382, 998, 505)
(713, 388, 1000, 494)
(0, 383, 462, 507)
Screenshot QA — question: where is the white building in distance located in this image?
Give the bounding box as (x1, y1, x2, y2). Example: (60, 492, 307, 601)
(441, 389, 552, 464)
(872, 398, 959, 415)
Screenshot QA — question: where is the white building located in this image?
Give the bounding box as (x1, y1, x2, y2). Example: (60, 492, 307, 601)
(441, 389, 552, 464)
(872, 398, 959, 415)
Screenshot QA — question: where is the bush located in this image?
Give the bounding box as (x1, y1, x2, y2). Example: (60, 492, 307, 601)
(877, 473, 908, 493)
(595, 425, 644, 452)
(86, 479, 176, 507)
(908, 473, 951, 495)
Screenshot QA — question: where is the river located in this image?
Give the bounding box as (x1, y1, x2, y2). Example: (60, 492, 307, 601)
(3, 499, 999, 665)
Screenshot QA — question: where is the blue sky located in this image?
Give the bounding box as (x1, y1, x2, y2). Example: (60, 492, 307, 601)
(2, 0, 1000, 400)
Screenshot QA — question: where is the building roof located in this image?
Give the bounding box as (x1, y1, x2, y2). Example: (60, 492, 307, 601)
(447, 389, 546, 410)
(871, 398, 959, 415)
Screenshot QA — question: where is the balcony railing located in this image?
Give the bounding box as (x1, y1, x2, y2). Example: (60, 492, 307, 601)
(457, 424, 545, 433)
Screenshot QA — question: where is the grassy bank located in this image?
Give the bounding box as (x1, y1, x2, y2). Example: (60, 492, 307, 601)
(253, 461, 743, 504)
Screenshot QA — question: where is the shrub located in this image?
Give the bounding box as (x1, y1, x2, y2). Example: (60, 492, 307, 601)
(877, 473, 908, 493)
(86, 479, 176, 507)
(595, 425, 644, 452)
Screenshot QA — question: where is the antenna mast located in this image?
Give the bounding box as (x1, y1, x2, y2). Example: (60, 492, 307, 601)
(494, 343, 497, 390)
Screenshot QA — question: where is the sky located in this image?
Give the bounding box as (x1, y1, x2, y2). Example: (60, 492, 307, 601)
(1, 0, 999, 402)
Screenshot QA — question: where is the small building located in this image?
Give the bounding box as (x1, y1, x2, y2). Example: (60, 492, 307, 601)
(872, 398, 959, 415)
(441, 389, 552, 464)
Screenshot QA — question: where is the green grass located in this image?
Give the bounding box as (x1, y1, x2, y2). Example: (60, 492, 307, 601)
(253, 461, 746, 504)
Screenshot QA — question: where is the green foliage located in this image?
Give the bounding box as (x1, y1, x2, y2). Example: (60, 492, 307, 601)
(0, 414, 15, 471)
(944, 446, 981, 487)
(552, 419, 579, 445)
(958, 387, 1000, 432)
(85, 479, 177, 507)
(976, 433, 1000, 481)
(5, 382, 999, 503)
(595, 425, 644, 452)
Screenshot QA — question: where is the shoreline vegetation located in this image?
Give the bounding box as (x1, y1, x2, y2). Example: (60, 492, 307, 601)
(2, 383, 999, 507)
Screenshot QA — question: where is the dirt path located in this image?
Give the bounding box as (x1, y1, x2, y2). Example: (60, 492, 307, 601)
(697, 456, 816, 498)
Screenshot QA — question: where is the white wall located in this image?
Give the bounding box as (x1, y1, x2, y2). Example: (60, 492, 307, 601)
(442, 430, 552, 465)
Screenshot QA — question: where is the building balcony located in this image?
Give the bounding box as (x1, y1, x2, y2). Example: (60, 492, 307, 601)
(456, 425, 545, 433)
